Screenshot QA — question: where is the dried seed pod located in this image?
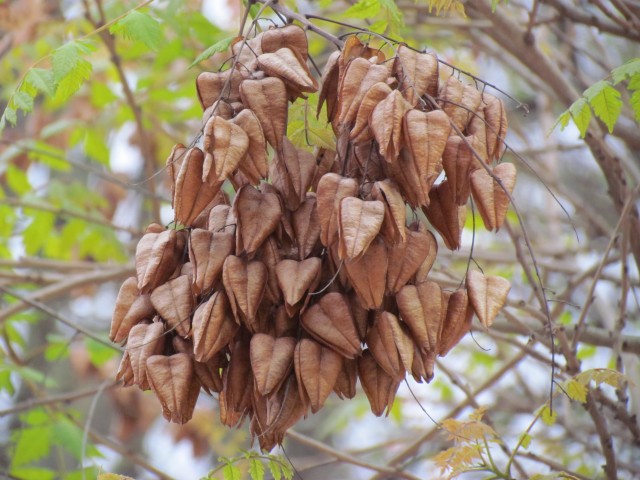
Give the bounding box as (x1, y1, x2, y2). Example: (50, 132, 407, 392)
(366, 311, 407, 379)
(393, 46, 439, 105)
(294, 338, 343, 413)
(469, 163, 516, 231)
(166, 144, 187, 205)
(116, 351, 134, 386)
(423, 180, 466, 250)
(232, 34, 263, 72)
(371, 179, 407, 244)
(150, 275, 194, 338)
(275, 257, 321, 316)
(318, 51, 341, 122)
(222, 255, 268, 331)
(261, 24, 309, 60)
(442, 135, 486, 206)
(333, 358, 358, 399)
(188, 229, 234, 295)
(265, 375, 306, 443)
(350, 82, 393, 143)
(403, 109, 450, 190)
(358, 349, 400, 417)
(256, 235, 283, 305)
(250, 334, 296, 396)
(202, 116, 250, 186)
(127, 321, 165, 391)
(233, 185, 282, 257)
(239, 77, 288, 151)
(221, 339, 253, 427)
(439, 289, 473, 356)
(466, 269, 511, 328)
(230, 109, 268, 183)
(146, 353, 200, 424)
(337, 58, 390, 127)
(384, 148, 431, 208)
(192, 291, 238, 362)
(111, 277, 154, 343)
(194, 352, 226, 394)
(338, 197, 385, 260)
(343, 237, 387, 310)
(196, 69, 244, 110)
(208, 204, 236, 234)
(292, 194, 322, 260)
(257, 47, 318, 95)
(483, 93, 508, 161)
(301, 292, 361, 359)
(370, 90, 413, 163)
(316, 173, 359, 247)
(270, 137, 317, 211)
(396, 281, 444, 356)
(135, 228, 183, 293)
(174, 147, 221, 226)
(386, 230, 437, 294)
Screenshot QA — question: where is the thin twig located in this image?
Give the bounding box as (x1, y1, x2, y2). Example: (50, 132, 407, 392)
(0, 285, 122, 351)
(286, 429, 422, 480)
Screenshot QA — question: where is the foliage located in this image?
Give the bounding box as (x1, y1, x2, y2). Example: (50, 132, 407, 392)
(555, 57, 640, 137)
(0, 1, 638, 479)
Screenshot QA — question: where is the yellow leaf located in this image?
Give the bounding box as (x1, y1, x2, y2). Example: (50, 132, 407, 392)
(540, 405, 557, 426)
(565, 379, 588, 403)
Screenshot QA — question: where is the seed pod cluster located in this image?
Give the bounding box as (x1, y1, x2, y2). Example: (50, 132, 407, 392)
(111, 26, 514, 451)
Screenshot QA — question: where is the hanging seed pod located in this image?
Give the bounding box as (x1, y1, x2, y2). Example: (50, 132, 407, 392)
(192, 291, 238, 362)
(301, 292, 361, 359)
(111, 277, 154, 343)
(112, 25, 516, 445)
(469, 162, 516, 231)
(147, 353, 200, 424)
(294, 338, 343, 413)
(466, 269, 511, 328)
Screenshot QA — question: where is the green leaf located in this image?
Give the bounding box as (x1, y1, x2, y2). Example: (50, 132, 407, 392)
(85, 337, 118, 366)
(277, 456, 293, 480)
(0, 368, 15, 395)
(13, 91, 34, 113)
(248, 458, 265, 480)
(368, 20, 389, 34)
(568, 98, 591, 138)
(630, 89, 640, 122)
(52, 41, 93, 81)
(565, 379, 588, 403)
(22, 210, 56, 255)
(519, 432, 532, 450)
(628, 73, 640, 90)
(110, 10, 163, 51)
(344, 0, 381, 19)
(26, 68, 57, 97)
(44, 334, 71, 362)
(268, 459, 282, 480)
(576, 344, 597, 360)
(10, 467, 56, 480)
(379, 0, 404, 28)
(540, 405, 557, 426)
(53, 417, 102, 460)
(222, 463, 241, 480)
(11, 424, 52, 467)
(611, 58, 640, 85)
(4, 107, 17, 126)
(55, 59, 92, 101)
(584, 80, 622, 133)
(6, 165, 31, 195)
(189, 36, 235, 69)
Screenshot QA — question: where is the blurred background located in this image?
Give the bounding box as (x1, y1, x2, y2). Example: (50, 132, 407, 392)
(0, 0, 639, 478)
